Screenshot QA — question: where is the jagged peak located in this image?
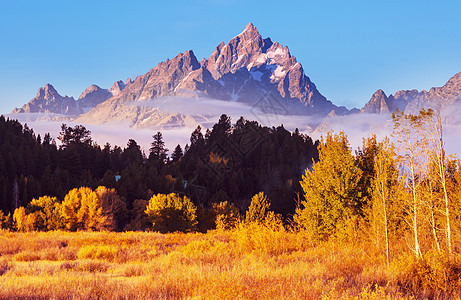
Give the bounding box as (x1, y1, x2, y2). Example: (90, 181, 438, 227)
(372, 89, 387, 97)
(444, 72, 461, 88)
(158, 50, 200, 70)
(79, 84, 103, 99)
(241, 22, 258, 34)
(42, 83, 57, 92)
(37, 83, 59, 98)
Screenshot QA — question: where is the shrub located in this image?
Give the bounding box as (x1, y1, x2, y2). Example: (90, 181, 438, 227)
(13, 250, 41, 262)
(145, 193, 197, 233)
(77, 245, 118, 261)
(390, 251, 461, 298)
(213, 201, 241, 230)
(0, 259, 11, 276)
(0, 211, 12, 230)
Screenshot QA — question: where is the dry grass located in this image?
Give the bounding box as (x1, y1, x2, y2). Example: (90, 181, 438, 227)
(0, 229, 458, 299)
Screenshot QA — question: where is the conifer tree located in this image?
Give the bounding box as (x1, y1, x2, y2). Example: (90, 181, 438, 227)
(149, 132, 168, 163)
(171, 144, 183, 162)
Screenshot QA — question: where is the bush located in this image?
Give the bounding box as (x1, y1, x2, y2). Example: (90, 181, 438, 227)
(391, 250, 461, 298)
(0, 211, 12, 230)
(213, 201, 241, 230)
(145, 193, 197, 233)
(77, 245, 118, 261)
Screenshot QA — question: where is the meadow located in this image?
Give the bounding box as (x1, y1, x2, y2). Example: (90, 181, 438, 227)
(1, 227, 459, 299)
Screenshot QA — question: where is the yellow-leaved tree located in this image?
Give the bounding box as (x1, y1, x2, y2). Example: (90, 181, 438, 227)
(294, 131, 364, 242)
(61, 187, 112, 231)
(369, 138, 403, 266)
(29, 196, 65, 231)
(245, 192, 270, 224)
(245, 192, 283, 230)
(12, 206, 27, 232)
(95, 186, 127, 231)
(145, 193, 197, 233)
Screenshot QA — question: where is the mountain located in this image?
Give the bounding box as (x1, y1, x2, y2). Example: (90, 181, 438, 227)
(78, 85, 113, 112)
(12, 81, 126, 115)
(12, 84, 79, 115)
(361, 72, 461, 114)
(12, 23, 348, 127)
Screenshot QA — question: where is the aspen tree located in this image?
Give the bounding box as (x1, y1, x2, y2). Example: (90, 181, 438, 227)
(392, 110, 427, 258)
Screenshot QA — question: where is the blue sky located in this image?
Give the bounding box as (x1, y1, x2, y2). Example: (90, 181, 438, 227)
(1, 0, 460, 113)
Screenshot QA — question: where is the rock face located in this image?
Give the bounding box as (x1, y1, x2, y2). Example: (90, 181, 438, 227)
(109, 80, 126, 96)
(12, 84, 79, 115)
(360, 89, 390, 114)
(361, 72, 461, 114)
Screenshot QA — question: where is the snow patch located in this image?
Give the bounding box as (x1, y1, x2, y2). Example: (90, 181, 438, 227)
(256, 55, 267, 64)
(270, 66, 286, 81)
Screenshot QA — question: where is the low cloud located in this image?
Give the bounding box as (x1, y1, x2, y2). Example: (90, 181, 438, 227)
(5, 100, 461, 158)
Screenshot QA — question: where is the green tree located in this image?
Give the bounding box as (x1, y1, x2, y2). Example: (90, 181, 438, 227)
(149, 132, 168, 163)
(145, 193, 197, 233)
(171, 144, 183, 162)
(295, 132, 363, 242)
(58, 124, 92, 149)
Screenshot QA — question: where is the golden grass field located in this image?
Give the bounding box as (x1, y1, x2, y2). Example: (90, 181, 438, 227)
(0, 226, 459, 299)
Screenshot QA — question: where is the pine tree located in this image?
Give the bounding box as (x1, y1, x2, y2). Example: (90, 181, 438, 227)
(171, 144, 183, 162)
(149, 132, 168, 163)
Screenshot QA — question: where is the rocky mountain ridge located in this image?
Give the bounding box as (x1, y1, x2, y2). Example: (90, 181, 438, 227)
(11, 23, 461, 127)
(360, 72, 461, 114)
(12, 23, 347, 127)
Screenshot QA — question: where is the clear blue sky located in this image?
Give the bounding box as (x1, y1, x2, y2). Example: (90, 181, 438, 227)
(1, 0, 460, 113)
